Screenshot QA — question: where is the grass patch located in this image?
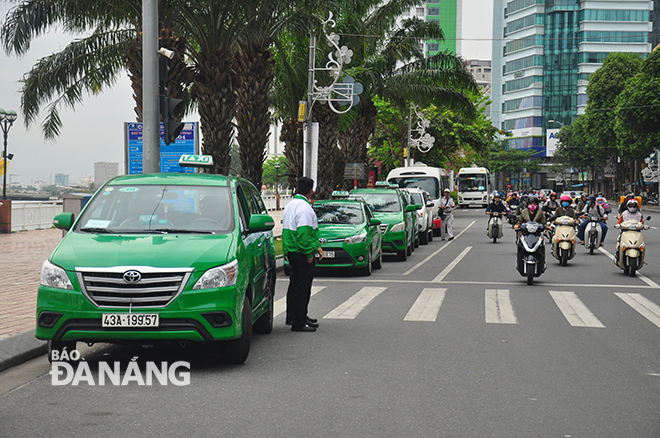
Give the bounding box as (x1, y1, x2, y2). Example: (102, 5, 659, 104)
(274, 237, 283, 257)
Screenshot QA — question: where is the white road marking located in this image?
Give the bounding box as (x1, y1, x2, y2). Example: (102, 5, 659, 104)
(311, 278, 654, 289)
(274, 286, 325, 317)
(432, 246, 472, 283)
(403, 221, 476, 276)
(599, 248, 660, 289)
(615, 293, 660, 329)
(549, 291, 605, 328)
(404, 288, 447, 321)
(485, 289, 518, 324)
(324, 287, 387, 319)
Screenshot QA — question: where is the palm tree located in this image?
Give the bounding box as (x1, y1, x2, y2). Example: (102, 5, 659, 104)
(1, 0, 191, 139)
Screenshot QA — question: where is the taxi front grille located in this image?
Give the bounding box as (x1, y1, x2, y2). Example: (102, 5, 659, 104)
(379, 224, 389, 234)
(76, 267, 194, 308)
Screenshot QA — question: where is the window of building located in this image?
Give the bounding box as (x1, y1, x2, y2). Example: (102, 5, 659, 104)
(428, 7, 440, 15)
(427, 43, 440, 52)
(416, 7, 424, 16)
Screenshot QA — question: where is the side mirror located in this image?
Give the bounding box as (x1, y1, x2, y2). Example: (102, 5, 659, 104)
(249, 214, 275, 232)
(369, 218, 381, 226)
(647, 216, 652, 221)
(53, 212, 74, 231)
(406, 204, 421, 212)
(426, 201, 435, 208)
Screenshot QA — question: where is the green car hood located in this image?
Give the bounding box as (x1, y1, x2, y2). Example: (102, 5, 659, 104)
(50, 231, 235, 271)
(372, 211, 403, 225)
(318, 224, 365, 239)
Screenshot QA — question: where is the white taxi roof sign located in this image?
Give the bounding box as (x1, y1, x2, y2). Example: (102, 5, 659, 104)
(178, 154, 214, 168)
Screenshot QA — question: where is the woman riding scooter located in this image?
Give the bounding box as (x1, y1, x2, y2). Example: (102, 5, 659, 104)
(514, 196, 549, 284)
(577, 195, 608, 246)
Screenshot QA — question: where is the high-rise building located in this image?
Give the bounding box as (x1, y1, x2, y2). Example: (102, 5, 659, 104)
(402, 1, 463, 56)
(94, 162, 119, 187)
(491, 0, 653, 160)
(53, 173, 69, 187)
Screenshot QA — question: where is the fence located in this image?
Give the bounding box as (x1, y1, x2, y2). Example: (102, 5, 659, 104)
(11, 201, 63, 232)
(262, 194, 294, 211)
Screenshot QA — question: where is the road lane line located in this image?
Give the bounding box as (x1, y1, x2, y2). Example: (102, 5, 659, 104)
(324, 287, 387, 319)
(615, 293, 660, 329)
(403, 221, 475, 276)
(310, 278, 654, 289)
(274, 286, 325, 317)
(404, 288, 447, 321)
(432, 246, 472, 283)
(549, 291, 605, 328)
(599, 248, 660, 289)
(485, 289, 518, 324)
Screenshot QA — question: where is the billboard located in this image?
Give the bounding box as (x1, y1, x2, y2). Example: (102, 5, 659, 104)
(546, 129, 560, 157)
(124, 122, 200, 175)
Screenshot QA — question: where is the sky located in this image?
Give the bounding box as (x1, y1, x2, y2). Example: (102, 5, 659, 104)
(0, 1, 493, 185)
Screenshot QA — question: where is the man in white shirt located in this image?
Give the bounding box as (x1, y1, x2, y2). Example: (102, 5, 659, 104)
(439, 188, 455, 240)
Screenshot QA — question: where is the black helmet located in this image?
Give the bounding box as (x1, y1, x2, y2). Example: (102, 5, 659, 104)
(528, 195, 539, 205)
(588, 195, 596, 202)
(520, 195, 529, 203)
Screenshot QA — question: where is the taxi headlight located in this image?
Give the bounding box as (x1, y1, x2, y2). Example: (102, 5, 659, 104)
(40, 260, 73, 290)
(390, 222, 405, 233)
(345, 232, 367, 244)
(193, 259, 239, 290)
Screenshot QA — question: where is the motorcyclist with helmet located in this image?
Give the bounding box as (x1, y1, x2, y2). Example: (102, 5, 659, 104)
(576, 193, 589, 212)
(514, 195, 529, 216)
(507, 192, 520, 210)
(614, 199, 645, 265)
(549, 194, 578, 221)
(542, 192, 559, 215)
(514, 195, 549, 269)
(577, 195, 608, 245)
(486, 192, 508, 214)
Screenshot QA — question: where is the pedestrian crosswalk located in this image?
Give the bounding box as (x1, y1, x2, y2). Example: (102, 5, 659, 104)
(275, 285, 660, 330)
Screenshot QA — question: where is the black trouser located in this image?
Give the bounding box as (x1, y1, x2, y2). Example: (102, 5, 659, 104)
(286, 252, 316, 327)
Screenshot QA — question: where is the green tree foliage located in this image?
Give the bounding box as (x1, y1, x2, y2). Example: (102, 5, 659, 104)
(615, 49, 660, 160)
(261, 155, 289, 189)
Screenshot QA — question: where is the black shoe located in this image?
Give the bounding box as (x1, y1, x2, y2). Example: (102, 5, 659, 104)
(286, 317, 318, 327)
(448, 237, 454, 241)
(291, 324, 317, 332)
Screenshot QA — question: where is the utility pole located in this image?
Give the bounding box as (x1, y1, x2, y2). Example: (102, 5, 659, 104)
(142, 0, 160, 173)
(304, 29, 316, 178)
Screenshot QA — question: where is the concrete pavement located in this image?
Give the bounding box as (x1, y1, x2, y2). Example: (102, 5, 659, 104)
(0, 208, 284, 372)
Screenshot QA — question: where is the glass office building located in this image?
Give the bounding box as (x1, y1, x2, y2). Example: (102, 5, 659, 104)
(491, 0, 652, 157)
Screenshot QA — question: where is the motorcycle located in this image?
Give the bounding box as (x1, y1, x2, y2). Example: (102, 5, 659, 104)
(487, 211, 504, 243)
(516, 221, 547, 285)
(614, 218, 650, 277)
(551, 216, 577, 266)
(582, 215, 605, 255)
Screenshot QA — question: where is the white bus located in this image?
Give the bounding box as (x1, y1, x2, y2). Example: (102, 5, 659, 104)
(386, 163, 452, 201)
(456, 167, 490, 208)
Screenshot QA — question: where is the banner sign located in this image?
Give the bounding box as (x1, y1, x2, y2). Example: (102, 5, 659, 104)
(125, 122, 199, 175)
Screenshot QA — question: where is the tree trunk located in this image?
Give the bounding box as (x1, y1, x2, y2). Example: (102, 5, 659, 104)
(192, 49, 239, 174)
(282, 120, 303, 188)
(312, 103, 340, 199)
(235, 39, 273, 189)
(338, 100, 378, 188)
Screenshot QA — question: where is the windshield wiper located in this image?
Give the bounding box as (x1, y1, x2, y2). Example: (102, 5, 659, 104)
(148, 228, 216, 234)
(79, 227, 116, 234)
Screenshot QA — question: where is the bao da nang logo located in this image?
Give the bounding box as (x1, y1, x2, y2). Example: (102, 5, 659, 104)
(49, 348, 190, 386)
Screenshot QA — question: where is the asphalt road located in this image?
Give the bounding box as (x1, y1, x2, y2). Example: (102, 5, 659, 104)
(1, 208, 659, 437)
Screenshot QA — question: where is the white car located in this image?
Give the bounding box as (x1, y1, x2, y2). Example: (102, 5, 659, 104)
(405, 187, 435, 245)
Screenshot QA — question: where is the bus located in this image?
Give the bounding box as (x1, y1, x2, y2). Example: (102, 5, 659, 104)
(456, 167, 490, 208)
(385, 163, 452, 200)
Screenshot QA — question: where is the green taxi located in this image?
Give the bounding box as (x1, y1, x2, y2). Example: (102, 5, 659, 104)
(283, 194, 383, 276)
(350, 184, 420, 261)
(37, 156, 275, 364)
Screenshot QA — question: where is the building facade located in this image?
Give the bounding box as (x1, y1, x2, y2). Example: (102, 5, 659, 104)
(94, 162, 119, 187)
(53, 173, 69, 187)
(402, 1, 463, 56)
(491, 0, 653, 161)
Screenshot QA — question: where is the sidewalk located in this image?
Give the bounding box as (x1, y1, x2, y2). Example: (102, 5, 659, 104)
(0, 208, 284, 371)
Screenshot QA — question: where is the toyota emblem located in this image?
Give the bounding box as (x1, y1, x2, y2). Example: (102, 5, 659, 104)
(123, 270, 142, 283)
(319, 238, 327, 244)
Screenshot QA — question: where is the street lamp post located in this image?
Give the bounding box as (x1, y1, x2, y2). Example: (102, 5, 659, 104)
(0, 109, 18, 200)
(274, 162, 281, 210)
(548, 119, 564, 128)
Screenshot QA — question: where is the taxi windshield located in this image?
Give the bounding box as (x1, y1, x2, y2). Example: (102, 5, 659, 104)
(354, 193, 401, 213)
(314, 203, 363, 224)
(76, 185, 234, 234)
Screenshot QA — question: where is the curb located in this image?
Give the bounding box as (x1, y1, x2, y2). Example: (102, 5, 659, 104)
(0, 329, 47, 373)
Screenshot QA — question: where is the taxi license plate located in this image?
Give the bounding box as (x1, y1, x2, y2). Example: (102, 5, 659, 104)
(102, 313, 159, 328)
(324, 251, 335, 258)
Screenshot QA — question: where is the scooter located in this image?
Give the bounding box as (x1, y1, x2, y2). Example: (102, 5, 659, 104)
(487, 211, 504, 243)
(614, 218, 650, 277)
(516, 221, 546, 285)
(583, 215, 604, 255)
(551, 216, 577, 266)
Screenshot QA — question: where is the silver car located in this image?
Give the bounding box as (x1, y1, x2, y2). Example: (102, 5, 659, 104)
(405, 188, 435, 245)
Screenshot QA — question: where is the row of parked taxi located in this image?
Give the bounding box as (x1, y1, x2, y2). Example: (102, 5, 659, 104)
(284, 181, 440, 276)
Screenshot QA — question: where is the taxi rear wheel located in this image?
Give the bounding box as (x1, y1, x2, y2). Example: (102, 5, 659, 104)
(221, 296, 252, 364)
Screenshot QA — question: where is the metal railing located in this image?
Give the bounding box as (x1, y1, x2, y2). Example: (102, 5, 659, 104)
(11, 201, 63, 231)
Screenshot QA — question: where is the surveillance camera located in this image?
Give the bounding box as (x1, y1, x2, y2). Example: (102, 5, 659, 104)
(158, 47, 175, 59)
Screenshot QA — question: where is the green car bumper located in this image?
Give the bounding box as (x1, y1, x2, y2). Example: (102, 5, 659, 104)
(36, 285, 246, 343)
(381, 229, 406, 253)
(316, 241, 371, 269)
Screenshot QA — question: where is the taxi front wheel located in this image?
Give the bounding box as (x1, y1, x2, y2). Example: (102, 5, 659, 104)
(220, 296, 252, 364)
